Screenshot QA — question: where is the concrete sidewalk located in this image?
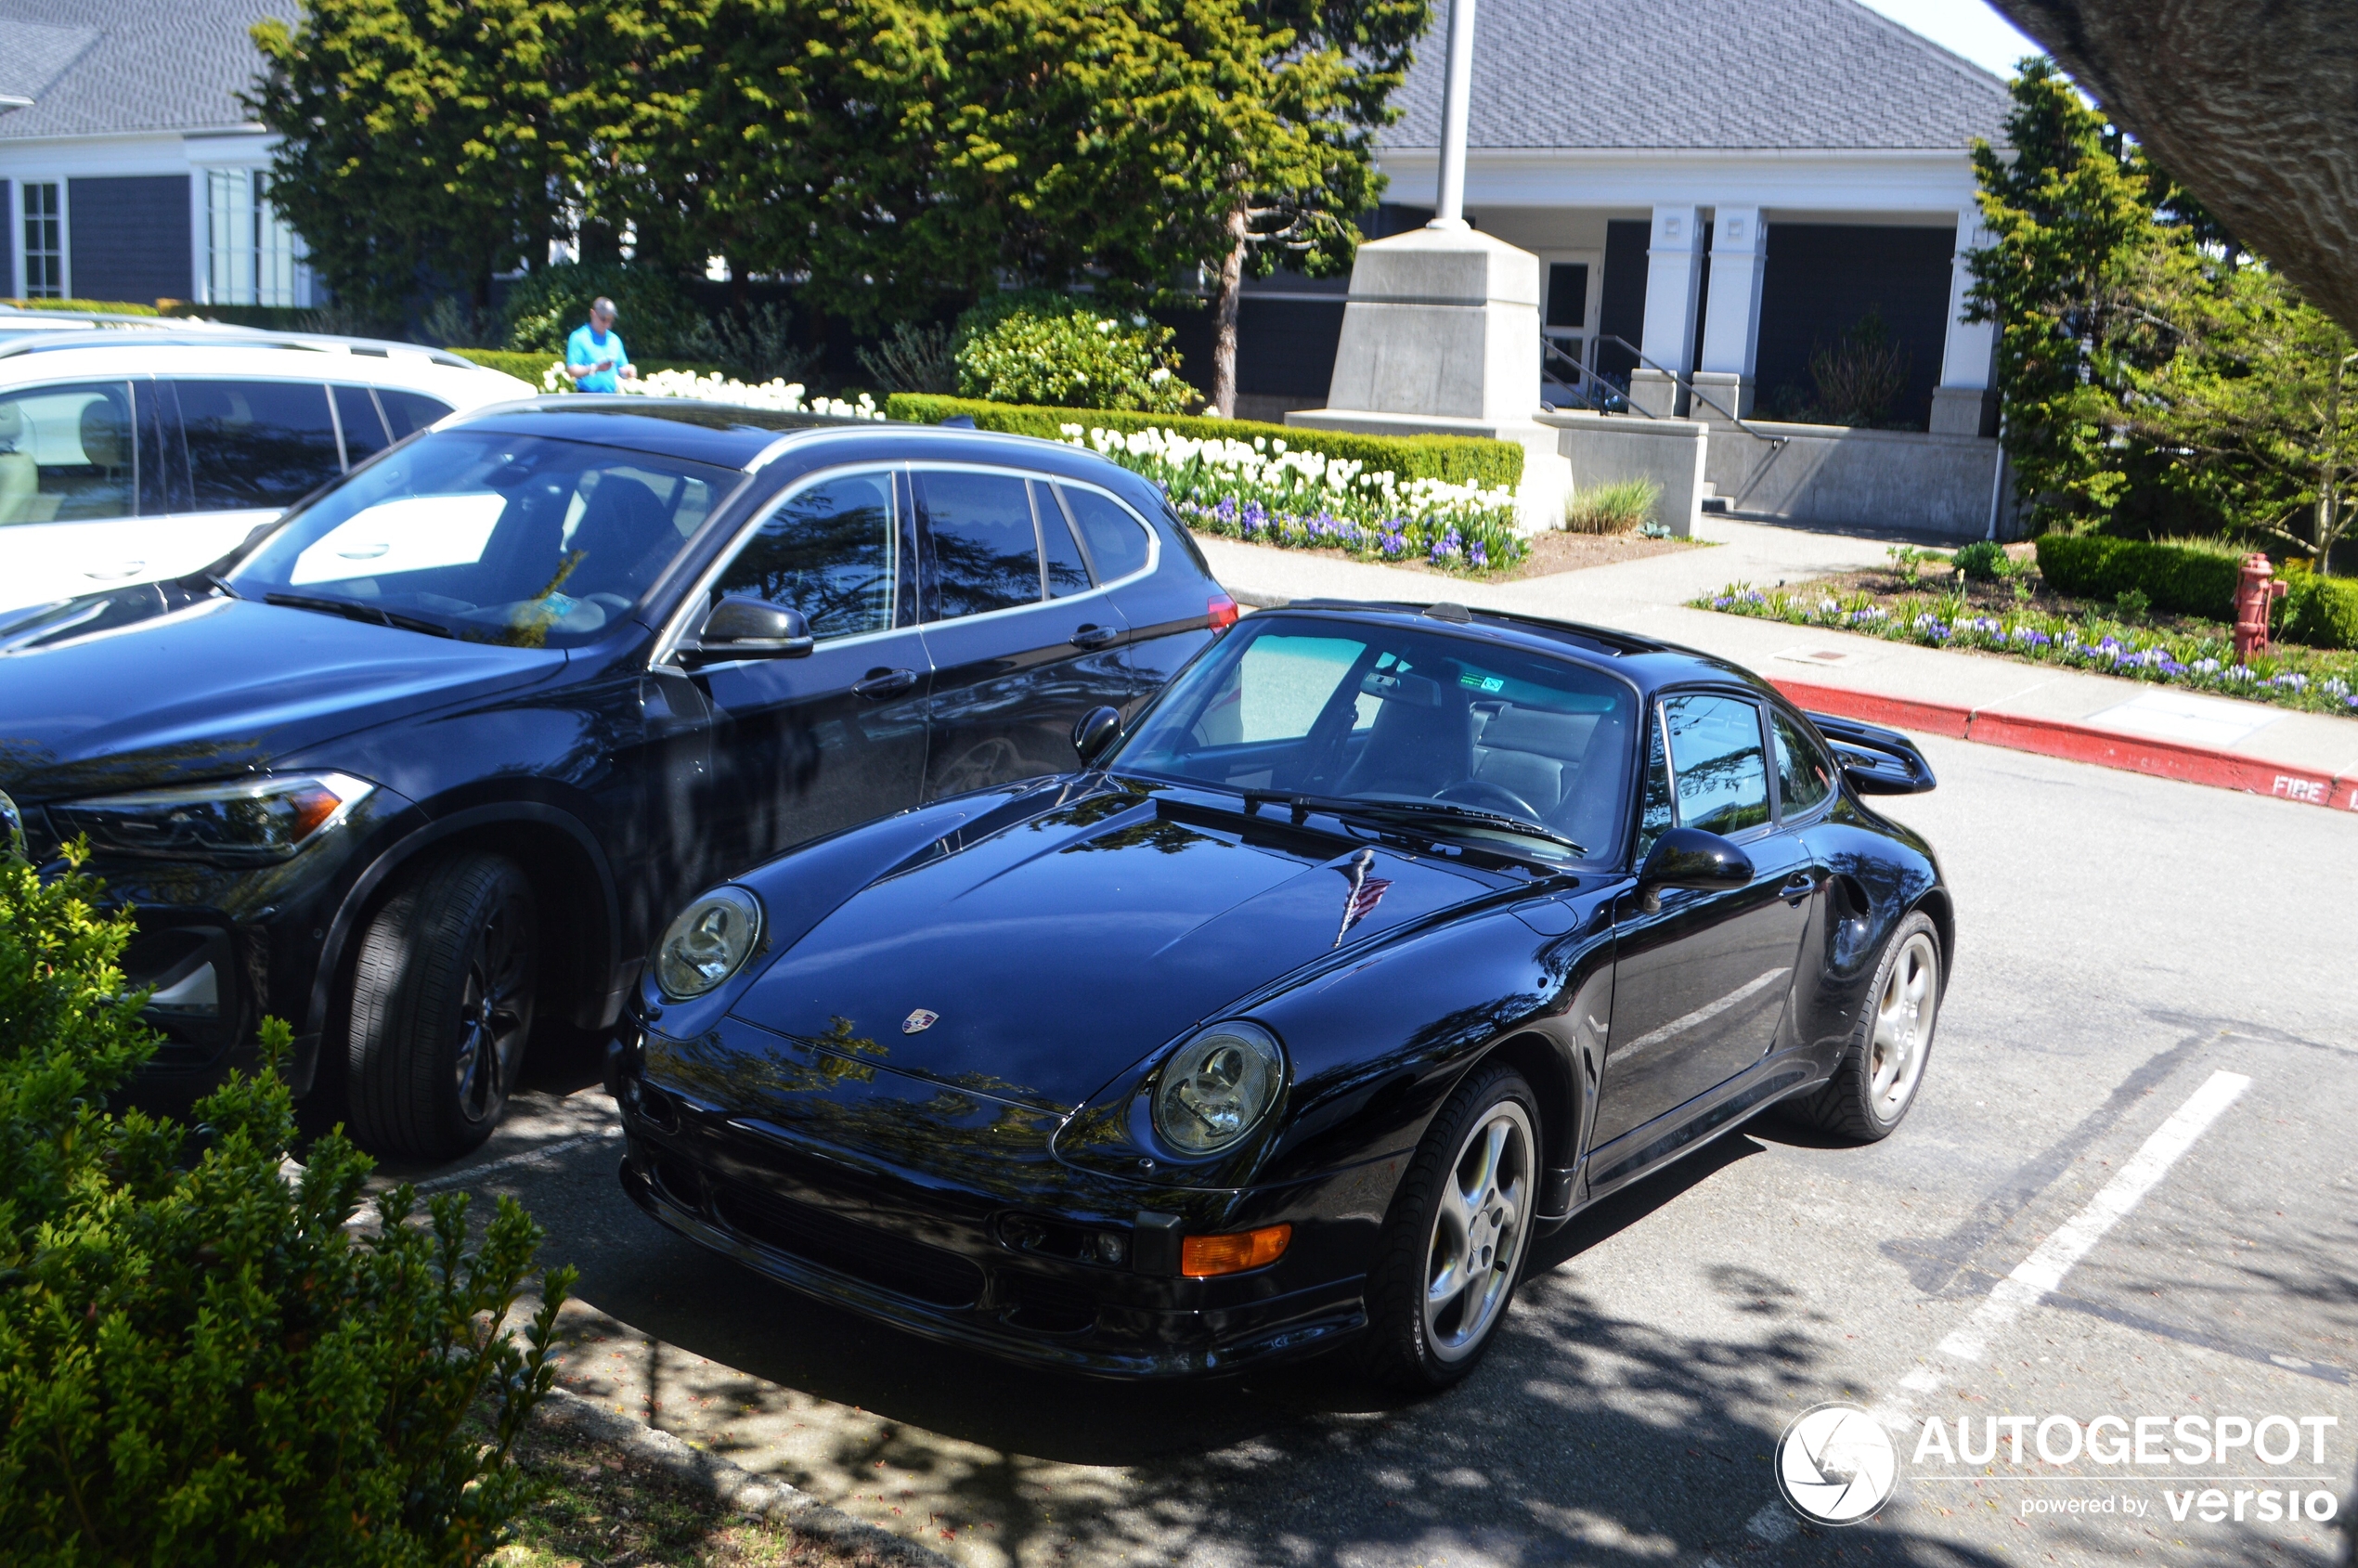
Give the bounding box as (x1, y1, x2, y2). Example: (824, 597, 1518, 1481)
(1195, 518, 2358, 815)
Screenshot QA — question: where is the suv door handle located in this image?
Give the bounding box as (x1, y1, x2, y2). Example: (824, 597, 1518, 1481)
(1070, 624, 1118, 650)
(852, 667, 919, 699)
(1781, 872, 1817, 905)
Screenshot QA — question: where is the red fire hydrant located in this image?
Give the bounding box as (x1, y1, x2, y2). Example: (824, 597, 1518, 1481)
(2234, 553, 2288, 661)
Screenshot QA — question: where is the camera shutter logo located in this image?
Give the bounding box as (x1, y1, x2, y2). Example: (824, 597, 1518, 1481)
(1777, 1402, 1898, 1525)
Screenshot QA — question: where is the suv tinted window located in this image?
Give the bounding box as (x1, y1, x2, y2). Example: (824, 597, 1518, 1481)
(1663, 693, 1769, 836)
(714, 471, 898, 641)
(916, 470, 1042, 619)
(1771, 709, 1834, 816)
(1034, 481, 1092, 599)
(0, 381, 138, 525)
(1058, 484, 1151, 582)
(175, 380, 342, 510)
(378, 388, 453, 440)
(333, 384, 392, 464)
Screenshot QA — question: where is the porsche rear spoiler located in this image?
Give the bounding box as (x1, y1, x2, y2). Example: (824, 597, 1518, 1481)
(1807, 712, 1937, 795)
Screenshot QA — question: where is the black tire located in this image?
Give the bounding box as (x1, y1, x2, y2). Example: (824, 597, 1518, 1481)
(1784, 910, 1942, 1143)
(1359, 1062, 1542, 1393)
(345, 851, 538, 1160)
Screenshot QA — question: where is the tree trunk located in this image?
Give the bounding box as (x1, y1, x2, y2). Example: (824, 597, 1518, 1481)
(1211, 200, 1249, 419)
(1987, 0, 2358, 339)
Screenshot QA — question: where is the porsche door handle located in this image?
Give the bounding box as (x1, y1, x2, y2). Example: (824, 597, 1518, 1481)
(851, 667, 919, 700)
(1780, 872, 1818, 905)
(1070, 624, 1119, 650)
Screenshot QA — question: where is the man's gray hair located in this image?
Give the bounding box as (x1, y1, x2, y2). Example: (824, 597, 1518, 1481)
(590, 296, 617, 317)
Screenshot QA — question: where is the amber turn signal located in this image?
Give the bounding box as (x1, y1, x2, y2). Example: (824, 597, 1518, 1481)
(1179, 1223, 1291, 1277)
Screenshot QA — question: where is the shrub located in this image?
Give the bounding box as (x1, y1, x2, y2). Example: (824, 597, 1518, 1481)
(952, 291, 1198, 413)
(858, 320, 959, 396)
(680, 302, 821, 384)
(6, 297, 160, 316)
(0, 848, 574, 1565)
(1952, 539, 2011, 581)
(500, 262, 701, 357)
(2034, 533, 2246, 620)
(1564, 478, 1661, 535)
(2284, 570, 2358, 650)
(444, 346, 734, 388)
(886, 395, 1524, 490)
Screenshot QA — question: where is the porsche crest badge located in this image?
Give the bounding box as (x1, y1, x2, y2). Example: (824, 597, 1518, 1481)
(901, 1008, 939, 1034)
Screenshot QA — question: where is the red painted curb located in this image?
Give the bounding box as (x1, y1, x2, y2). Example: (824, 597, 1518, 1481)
(1770, 678, 2358, 814)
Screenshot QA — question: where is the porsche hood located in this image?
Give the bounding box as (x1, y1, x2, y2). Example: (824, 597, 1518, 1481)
(728, 787, 1498, 1111)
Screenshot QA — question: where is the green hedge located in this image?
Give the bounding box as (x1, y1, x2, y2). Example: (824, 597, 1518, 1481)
(884, 393, 1525, 489)
(444, 347, 734, 386)
(2033, 533, 2358, 649)
(3, 297, 160, 316)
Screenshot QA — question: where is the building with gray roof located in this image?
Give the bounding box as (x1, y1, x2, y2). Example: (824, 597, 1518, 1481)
(0, 0, 311, 309)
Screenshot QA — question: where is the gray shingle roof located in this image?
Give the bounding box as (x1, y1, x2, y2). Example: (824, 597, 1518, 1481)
(1385, 0, 2015, 151)
(0, 0, 295, 141)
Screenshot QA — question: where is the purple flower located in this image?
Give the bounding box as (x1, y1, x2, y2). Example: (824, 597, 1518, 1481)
(1470, 540, 1488, 567)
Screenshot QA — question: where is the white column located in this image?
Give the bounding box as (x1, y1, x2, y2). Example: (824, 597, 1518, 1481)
(1633, 204, 1704, 416)
(1933, 207, 1997, 435)
(1695, 205, 1767, 418)
(1430, 0, 1477, 230)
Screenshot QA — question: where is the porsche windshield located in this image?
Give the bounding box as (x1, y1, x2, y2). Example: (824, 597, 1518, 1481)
(1116, 615, 1639, 863)
(225, 430, 736, 647)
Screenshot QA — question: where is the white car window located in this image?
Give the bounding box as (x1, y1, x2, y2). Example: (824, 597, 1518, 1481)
(0, 382, 139, 526)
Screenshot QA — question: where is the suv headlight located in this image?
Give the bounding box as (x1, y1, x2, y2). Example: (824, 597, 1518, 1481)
(51, 772, 375, 863)
(654, 887, 764, 1000)
(1152, 1020, 1284, 1156)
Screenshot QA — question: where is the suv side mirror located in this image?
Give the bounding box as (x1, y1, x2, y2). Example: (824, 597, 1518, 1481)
(1637, 826, 1753, 910)
(1072, 705, 1122, 765)
(692, 596, 813, 659)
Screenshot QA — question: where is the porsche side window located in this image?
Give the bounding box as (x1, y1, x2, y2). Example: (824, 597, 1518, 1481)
(1771, 709, 1834, 817)
(1187, 634, 1367, 749)
(1663, 694, 1769, 836)
(713, 470, 896, 641)
(1637, 719, 1674, 860)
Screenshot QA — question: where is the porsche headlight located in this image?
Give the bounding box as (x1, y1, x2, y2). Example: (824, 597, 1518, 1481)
(1152, 1020, 1283, 1156)
(50, 772, 374, 863)
(654, 887, 764, 1000)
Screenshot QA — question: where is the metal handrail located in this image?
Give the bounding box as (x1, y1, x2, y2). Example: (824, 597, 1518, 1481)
(1539, 337, 1646, 418)
(1554, 333, 1794, 515)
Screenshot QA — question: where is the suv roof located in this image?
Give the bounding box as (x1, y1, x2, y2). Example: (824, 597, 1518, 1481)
(0, 314, 486, 371)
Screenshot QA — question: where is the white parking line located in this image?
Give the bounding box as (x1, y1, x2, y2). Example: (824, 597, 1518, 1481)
(1886, 1069, 2251, 1408)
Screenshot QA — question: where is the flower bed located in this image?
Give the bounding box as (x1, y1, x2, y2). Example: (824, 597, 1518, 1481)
(534, 362, 885, 419)
(1061, 423, 1524, 574)
(1697, 581, 2358, 718)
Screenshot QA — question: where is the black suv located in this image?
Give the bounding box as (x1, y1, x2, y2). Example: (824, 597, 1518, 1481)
(0, 398, 1232, 1158)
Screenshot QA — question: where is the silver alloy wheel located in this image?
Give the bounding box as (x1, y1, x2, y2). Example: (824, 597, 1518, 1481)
(1422, 1099, 1536, 1363)
(1868, 931, 1939, 1121)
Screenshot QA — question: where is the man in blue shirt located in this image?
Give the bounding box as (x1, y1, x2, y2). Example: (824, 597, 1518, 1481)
(563, 297, 636, 392)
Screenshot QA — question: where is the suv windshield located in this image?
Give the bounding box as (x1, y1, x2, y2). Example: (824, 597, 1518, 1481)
(1116, 614, 1639, 864)
(226, 430, 736, 647)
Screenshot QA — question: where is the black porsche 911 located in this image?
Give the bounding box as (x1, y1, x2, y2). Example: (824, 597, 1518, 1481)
(610, 599, 1950, 1389)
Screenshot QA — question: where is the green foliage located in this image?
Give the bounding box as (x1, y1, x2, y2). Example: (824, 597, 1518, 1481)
(1952, 540, 2012, 581)
(2032, 533, 2247, 621)
(1564, 478, 1660, 535)
(951, 292, 1199, 413)
(857, 320, 959, 396)
(500, 262, 701, 357)
(250, 0, 582, 317)
(444, 345, 735, 389)
(0, 849, 574, 1564)
(2284, 570, 2358, 650)
(885, 394, 1525, 488)
(680, 302, 820, 384)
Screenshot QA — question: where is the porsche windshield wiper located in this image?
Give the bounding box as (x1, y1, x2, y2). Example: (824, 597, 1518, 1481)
(1240, 789, 1586, 857)
(264, 592, 454, 640)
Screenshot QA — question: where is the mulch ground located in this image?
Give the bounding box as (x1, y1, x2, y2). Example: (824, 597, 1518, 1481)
(1797, 560, 2243, 641)
(1237, 526, 1705, 586)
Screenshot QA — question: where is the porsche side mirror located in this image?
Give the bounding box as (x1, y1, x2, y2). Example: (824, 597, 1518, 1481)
(692, 596, 813, 659)
(1637, 827, 1754, 910)
(1072, 705, 1122, 765)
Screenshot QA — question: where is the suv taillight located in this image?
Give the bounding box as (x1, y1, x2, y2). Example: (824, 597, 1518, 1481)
(1208, 593, 1239, 631)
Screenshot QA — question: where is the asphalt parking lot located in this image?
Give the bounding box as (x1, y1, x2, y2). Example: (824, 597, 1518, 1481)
(381, 732, 2358, 1568)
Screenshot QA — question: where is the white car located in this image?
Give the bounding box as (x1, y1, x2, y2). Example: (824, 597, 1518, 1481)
(0, 318, 533, 612)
